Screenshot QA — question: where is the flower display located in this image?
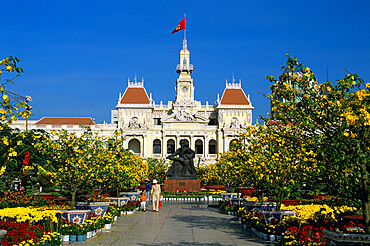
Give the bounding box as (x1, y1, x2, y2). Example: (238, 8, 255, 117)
(0, 192, 53, 209)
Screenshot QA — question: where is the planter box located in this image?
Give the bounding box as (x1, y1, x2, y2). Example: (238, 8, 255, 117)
(109, 197, 130, 207)
(243, 202, 277, 212)
(230, 198, 249, 206)
(53, 198, 70, 205)
(267, 199, 301, 206)
(240, 188, 255, 197)
(220, 193, 237, 201)
(203, 185, 225, 190)
(119, 192, 141, 201)
(35, 193, 55, 201)
(322, 229, 370, 245)
(60, 209, 91, 225)
(76, 202, 110, 217)
(259, 210, 296, 224)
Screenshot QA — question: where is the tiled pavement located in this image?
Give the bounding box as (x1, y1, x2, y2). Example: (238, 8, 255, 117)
(64, 202, 273, 246)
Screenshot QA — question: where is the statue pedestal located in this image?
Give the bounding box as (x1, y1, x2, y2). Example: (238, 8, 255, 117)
(164, 179, 201, 192)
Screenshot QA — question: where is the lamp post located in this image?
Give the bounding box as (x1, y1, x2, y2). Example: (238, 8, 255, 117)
(25, 95, 32, 131)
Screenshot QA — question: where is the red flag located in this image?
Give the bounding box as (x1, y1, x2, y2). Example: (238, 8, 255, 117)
(172, 18, 185, 34)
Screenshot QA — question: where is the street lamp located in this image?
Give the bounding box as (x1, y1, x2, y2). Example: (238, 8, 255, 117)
(25, 96, 32, 131)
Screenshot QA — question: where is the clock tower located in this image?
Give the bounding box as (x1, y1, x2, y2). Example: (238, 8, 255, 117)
(175, 38, 194, 103)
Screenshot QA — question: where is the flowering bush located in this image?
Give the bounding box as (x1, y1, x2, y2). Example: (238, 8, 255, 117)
(281, 204, 357, 228)
(0, 192, 53, 209)
(0, 220, 49, 246)
(281, 225, 326, 246)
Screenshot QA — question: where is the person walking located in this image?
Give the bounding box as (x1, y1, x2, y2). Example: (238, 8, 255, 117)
(151, 179, 161, 212)
(139, 192, 149, 212)
(145, 178, 152, 200)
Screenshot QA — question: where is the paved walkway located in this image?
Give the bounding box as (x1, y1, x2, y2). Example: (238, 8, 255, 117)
(65, 203, 273, 246)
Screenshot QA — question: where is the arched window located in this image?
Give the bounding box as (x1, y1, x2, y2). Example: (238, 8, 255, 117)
(153, 139, 161, 154)
(167, 139, 175, 154)
(229, 139, 239, 151)
(128, 139, 141, 154)
(209, 140, 217, 154)
(183, 58, 187, 67)
(180, 139, 189, 148)
(195, 139, 203, 154)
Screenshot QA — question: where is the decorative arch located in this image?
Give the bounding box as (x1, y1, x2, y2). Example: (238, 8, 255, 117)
(153, 139, 161, 154)
(167, 139, 175, 154)
(229, 138, 239, 151)
(209, 139, 217, 154)
(195, 139, 203, 154)
(128, 138, 141, 154)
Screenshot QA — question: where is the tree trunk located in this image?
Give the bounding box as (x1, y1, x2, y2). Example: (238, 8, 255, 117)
(361, 161, 369, 233)
(276, 194, 283, 211)
(70, 190, 77, 210)
(91, 188, 95, 202)
(116, 187, 120, 198)
(363, 198, 370, 234)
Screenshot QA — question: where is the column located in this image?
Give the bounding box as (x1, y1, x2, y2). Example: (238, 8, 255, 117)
(204, 135, 208, 158)
(142, 134, 146, 158)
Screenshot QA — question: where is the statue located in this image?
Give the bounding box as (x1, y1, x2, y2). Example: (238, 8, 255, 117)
(165, 139, 197, 179)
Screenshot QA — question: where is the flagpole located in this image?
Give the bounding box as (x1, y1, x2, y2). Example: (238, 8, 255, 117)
(184, 13, 186, 41)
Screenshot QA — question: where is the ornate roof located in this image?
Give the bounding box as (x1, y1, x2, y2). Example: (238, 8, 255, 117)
(35, 117, 96, 125)
(220, 88, 250, 105)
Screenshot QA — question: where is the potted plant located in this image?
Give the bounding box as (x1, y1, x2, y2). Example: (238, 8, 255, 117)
(60, 224, 71, 241)
(69, 223, 78, 242)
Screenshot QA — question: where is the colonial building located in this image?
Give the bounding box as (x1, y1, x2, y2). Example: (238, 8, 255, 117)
(112, 38, 254, 163)
(10, 38, 254, 163)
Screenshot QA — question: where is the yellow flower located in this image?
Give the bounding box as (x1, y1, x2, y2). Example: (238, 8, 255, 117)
(344, 132, 349, 137)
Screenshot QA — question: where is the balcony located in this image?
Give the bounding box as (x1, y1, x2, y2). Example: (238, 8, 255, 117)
(176, 64, 193, 73)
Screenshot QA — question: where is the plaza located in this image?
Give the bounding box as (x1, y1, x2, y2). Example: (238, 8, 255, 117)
(66, 202, 270, 246)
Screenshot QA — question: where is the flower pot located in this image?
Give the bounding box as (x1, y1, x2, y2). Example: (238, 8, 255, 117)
(114, 216, 118, 221)
(77, 235, 85, 241)
(86, 231, 92, 239)
(62, 235, 69, 241)
(276, 235, 282, 242)
(243, 224, 247, 230)
(76, 201, 110, 217)
(268, 234, 275, 241)
(220, 193, 237, 201)
(70, 235, 77, 241)
(109, 197, 130, 207)
(119, 192, 141, 201)
(83, 234, 87, 240)
(243, 202, 277, 212)
(105, 223, 112, 230)
(60, 210, 91, 225)
(259, 210, 296, 224)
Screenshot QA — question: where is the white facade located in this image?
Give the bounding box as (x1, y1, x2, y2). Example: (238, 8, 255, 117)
(113, 39, 254, 163)
(10, 39, 254, 163)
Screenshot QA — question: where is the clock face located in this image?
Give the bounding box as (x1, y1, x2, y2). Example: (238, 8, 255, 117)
(182, 86, 188, 92)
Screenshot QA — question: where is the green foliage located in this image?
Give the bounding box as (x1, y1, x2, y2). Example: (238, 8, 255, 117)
(267, 54, 370, 232)
(145, 157, 168, 182)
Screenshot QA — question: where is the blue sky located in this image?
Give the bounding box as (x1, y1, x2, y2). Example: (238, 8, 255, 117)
(1, 0, 369, 123)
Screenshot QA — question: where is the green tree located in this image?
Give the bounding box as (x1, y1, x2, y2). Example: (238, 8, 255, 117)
(267, 55, 370, 232)
(0, 56, 35, 192)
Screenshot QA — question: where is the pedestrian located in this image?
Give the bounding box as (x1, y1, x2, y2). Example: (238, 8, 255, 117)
(139, 192, 149, 212)
(145, 178, 152, 200)
(150, 179, 161, 212)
